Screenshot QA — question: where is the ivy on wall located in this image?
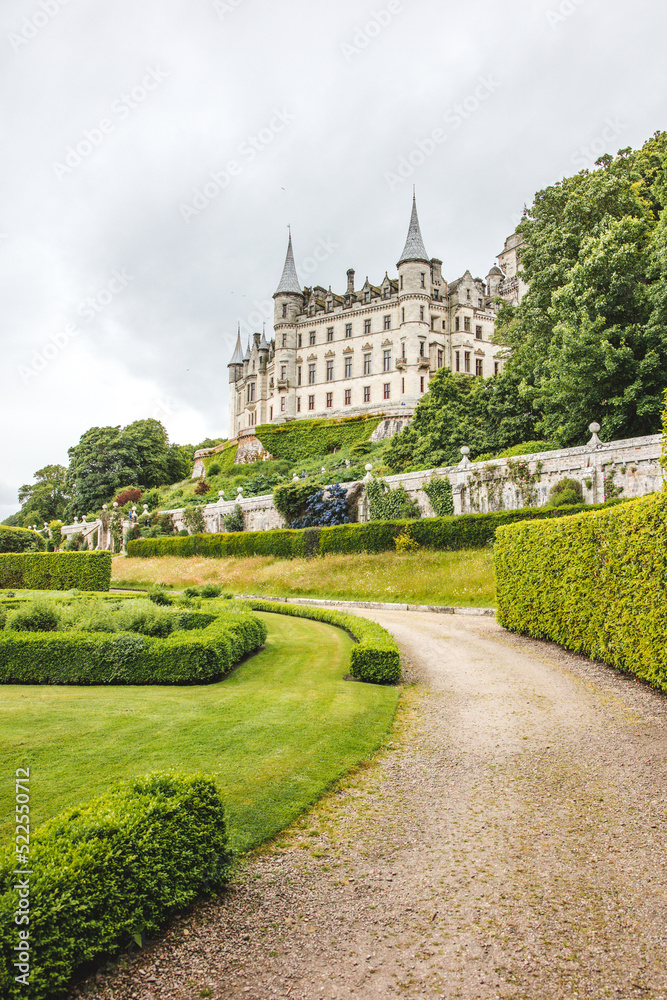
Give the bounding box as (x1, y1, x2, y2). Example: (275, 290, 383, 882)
(255, 415, 381, 464)
(366, 479, 421, 521)
(422, 477, 454, 517)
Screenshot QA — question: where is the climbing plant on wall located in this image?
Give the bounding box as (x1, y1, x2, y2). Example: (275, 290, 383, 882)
(366, 479, 421, 521)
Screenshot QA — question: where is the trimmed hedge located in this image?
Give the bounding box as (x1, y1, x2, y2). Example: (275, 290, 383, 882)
(494, 492, 667, 691)
(0, 772, 231, 1000)
(0, 603, 267, 685)
(0, 526, 46, 553)
(246, 599, 400, 684)
(0, 552, 112, 592)
(127, 501, 623, 561)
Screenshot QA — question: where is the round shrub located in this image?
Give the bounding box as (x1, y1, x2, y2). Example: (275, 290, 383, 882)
(148, 585, 173, 606)
(208, 462, 221, 476)
(200, 584, 222, 598)
(8, 601, 60, 632)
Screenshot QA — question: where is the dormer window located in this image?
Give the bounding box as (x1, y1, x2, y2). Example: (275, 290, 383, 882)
(310, 305, 315, 316)
(384, 287, 390, 299)
(466, 289, 470, 300)
(364, 291, 370, 303)
(327, 301, 333, 312)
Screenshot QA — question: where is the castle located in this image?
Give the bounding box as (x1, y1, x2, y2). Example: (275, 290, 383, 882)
(227, 196, 524, 438)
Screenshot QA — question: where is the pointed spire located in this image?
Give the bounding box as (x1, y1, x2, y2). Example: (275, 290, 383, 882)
(274, 227, 302, 295)
(228, 327, 244, 366)
(259, 323, 269, 351)
(242, 338, 251, 362)
(397, 192, 429, 265)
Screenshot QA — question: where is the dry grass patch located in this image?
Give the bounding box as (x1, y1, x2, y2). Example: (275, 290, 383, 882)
(112, 549, 496, 607)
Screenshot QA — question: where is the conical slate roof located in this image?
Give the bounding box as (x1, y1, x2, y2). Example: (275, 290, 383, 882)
(274, 231, 302, 295)
(243, 338, 251, 361)
(228, 330, 244, 366)
(397, 193, 429, 265)
(259, 327, 269, 350)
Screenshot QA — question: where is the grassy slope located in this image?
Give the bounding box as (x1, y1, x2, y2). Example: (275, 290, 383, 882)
(113, 549, 497, 607)
(0, 610, 398, 853)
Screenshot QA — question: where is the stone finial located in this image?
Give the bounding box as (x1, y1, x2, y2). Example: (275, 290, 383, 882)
(293, 473, 299, 481)
(236, 486, 243, 495)
(218, 490, 225, 498)
(364, 462, 373, 481)
(587, 422, 603, 448)
(458, 446, 471, 469)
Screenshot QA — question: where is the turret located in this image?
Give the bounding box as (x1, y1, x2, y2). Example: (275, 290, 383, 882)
(397, 194, 432, 389)
(227, 328, 244, 384)
(273, 229, 303, 326)
(272, 230, 302, 421)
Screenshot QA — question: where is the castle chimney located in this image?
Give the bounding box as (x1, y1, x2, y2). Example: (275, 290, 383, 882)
(347, 268, 355, 293)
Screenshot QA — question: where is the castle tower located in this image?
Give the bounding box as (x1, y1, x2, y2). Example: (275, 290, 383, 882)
(272, 230, 303, 421)
(397, 193, 432, 394)
(227, 327, 245, 435)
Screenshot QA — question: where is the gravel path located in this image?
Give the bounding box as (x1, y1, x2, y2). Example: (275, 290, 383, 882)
(78, 610, 667, 1000)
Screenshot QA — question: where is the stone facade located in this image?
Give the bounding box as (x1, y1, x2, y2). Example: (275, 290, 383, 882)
(228, 196, 515, 437)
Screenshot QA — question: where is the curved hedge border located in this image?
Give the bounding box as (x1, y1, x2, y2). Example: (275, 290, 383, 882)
(494, 492, 667, 691)
(0, 772, 231, 1000)
(0, 552, 112, 592)
(127, 500, 622, 561)
(0, 603, 267, 685)
(0, 526, 45, 553)
(246, 598, 400, 684)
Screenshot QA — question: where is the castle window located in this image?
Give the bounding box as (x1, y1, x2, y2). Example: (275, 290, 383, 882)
(433, 288, 439, 300)
(384, 287, 390, 298)
(419, 341, 424, 357)
(494, 361, 499, 375)
(465, 352, 471, 373)
(383, 383, 390, 400)
(420, 376, 425, 392)
(476, 325, 482, 340)
(455, 351, 460, 371)
(345, 357, 352, 378)
(364, 319, 371, 334)
(478, 298, 483, 308)
(344, 389, 351, 405)
(270, 406, 273, 419)
(282, 303, 287, 318)
(326, 360, 334, 381)
(384, 315, 391, 330)
(297, 397, 301, 412)
(281, 396, 286, 411)
(308, 364, 316, 385)
(430, 316, 434, 330)
(309, 330, 316, 346)
(297, 366, 302, 386)
(400, 275, 403, 290)
(401, 377, 405, 394)
(364, 386, 370, 402)
(364, 353, 371, 375)
(383, 350, 391, 372)
(327, 301, 333, 311)
(298, 333, 303, 348)
(364, 291, 370, 303)
(437, 349, 443, 368)
(466, 289, 470, 300)
(455, 316, 460, 331)
(420, 273, 425, 288)
(248, 383, 255, 402)
(308, 394, 315, 411)
(464, 316, 471, 332)
(419, 306, 424, 321)
(442, 320, 446, 331)
(475, 359, 483, 377)
(282, 333, 287, 347)
(345, 323, 352, 338)
(310, 305, 315, 315)
(280, 364, 287, 381)
(327, 327, 334, 342)
(326, 392, 333, 408)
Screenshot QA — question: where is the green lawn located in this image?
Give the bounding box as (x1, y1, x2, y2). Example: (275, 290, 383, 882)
(113, 548, 496, 607)
(0, 611, 399, 854)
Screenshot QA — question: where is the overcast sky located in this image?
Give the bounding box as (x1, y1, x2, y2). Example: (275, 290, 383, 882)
(1, 0, 664, 520)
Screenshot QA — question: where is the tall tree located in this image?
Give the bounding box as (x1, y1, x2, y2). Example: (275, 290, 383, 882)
(17, 465, 69, 527)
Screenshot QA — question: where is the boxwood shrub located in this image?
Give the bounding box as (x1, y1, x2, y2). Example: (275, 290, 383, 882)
(0, 552, 112, 591)
(0, 603, 267, 685)
(0, 772, 231, 1000)
(127, 501, 622, 561)
(245, 599, 400, 684)
(494, 492, 667, 691)
(0, 526, 46, 553)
